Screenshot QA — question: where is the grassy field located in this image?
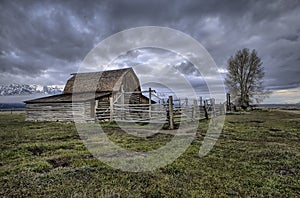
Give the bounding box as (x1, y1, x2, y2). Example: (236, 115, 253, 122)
(0, 110, 299, 197)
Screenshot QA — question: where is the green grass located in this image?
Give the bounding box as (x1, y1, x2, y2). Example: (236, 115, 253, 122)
(0, 110, 299, 197)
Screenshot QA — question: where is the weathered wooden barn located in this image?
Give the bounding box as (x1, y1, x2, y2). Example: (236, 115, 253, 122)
(25, 68, 149, 122)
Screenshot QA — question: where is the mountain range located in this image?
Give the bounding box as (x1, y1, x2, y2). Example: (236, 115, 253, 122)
(0, 84, 64, 96)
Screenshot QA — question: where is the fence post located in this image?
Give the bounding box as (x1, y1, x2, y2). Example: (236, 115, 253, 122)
(93, 100, 98, 121)
(121, 85, 124, 120)
(110, 97, 114, 122)
(193, 99, 197, 119)
(211, 98, 216, 117)
(168, 96, 174, 130)
(199, 96, 203, 106)
(226, 93, 231, 111)
(204, 100, 208, 120)
(149, 87, 152, 119)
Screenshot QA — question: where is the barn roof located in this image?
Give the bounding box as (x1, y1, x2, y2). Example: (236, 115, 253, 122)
(25, 92, 111, 103)
(63, 67, 134, 94)
(24, 67, 139, 104)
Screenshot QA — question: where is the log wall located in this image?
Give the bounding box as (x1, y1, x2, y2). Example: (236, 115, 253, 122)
(25, 102, 93, 122)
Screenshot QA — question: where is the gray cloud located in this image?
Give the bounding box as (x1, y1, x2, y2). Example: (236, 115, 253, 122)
(0, 0, 299, 95)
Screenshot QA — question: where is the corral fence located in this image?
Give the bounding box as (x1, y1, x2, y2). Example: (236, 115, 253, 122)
(96, 90, 225, 129)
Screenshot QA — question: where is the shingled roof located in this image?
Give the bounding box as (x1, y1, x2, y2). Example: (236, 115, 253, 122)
(63, 67, 134, 94)
(25, 68, 136, 103)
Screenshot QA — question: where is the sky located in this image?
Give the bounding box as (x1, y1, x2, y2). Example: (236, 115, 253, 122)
(0, 0, 300, 103)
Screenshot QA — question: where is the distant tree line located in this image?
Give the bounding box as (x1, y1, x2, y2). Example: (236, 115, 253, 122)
(0, 103, 25, 110)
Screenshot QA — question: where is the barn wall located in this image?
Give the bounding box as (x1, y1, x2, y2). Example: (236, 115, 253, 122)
(25, 102, 93, 122)
(122, 70, 140, 92)
(121, 70, 141, 104)
(140, 97, 150, 104)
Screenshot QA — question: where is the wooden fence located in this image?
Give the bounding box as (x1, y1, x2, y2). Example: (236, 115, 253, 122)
(95, 92, 225, 129)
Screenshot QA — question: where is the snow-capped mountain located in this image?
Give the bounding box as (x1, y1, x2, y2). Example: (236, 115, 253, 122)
(0, 84, 64, 96)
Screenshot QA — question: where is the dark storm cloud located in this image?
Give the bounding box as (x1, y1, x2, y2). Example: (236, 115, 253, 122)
(0, 0, 300, 93)
(0, 0, 110, 84)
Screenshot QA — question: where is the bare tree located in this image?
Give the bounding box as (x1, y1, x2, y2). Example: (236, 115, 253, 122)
(225, 48, 270, 109)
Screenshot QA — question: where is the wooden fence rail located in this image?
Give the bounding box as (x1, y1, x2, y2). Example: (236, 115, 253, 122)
(95, 95, 225, 129)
